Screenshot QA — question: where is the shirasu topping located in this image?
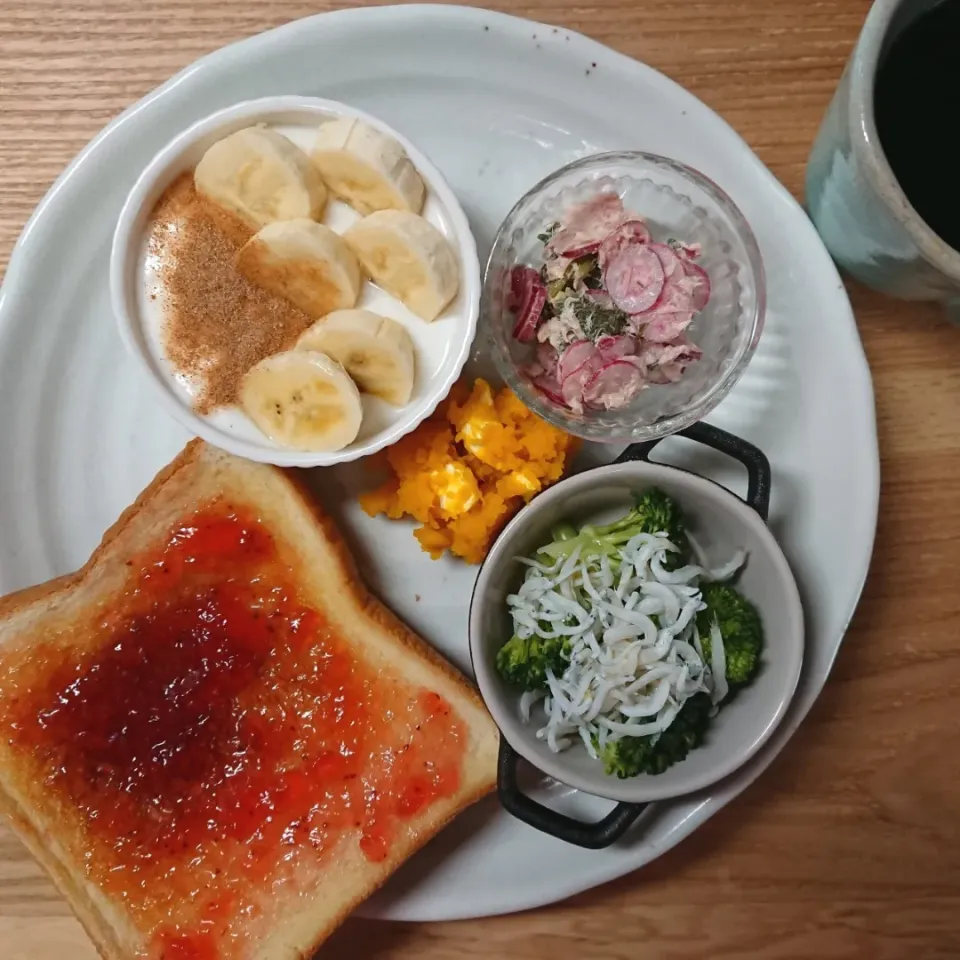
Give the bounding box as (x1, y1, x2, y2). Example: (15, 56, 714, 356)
(506, 533, 745, 755)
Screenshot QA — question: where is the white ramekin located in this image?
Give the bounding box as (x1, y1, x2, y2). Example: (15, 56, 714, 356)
(110, 95, 480, 467)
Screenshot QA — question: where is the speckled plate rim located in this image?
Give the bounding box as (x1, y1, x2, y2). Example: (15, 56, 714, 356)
(0, 4, 879, 924)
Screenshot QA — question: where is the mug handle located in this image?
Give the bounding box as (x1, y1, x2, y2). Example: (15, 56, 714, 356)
(495, 421, 771, 848)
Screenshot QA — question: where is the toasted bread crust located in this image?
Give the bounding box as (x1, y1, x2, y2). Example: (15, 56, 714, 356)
(0, 440, 499, 960)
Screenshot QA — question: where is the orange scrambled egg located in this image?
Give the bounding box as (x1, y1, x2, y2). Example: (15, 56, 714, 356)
(359, 379, 577, 564)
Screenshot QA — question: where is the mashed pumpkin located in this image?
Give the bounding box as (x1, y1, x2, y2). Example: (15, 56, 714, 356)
(359, 379, 577, 563)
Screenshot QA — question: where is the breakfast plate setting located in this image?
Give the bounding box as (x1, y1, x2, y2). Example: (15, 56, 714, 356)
(0, 4, 878, 954)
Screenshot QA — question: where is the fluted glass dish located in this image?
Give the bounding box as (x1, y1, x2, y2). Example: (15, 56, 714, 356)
(482, 152, 766, 442)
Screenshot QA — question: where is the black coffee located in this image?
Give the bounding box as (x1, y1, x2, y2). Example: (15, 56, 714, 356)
(874, 0, 960, 252)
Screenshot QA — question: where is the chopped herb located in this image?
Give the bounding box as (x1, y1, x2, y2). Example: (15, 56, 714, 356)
(537, 222, 560, 244)
(568, 294, 629, 339)
(581, 306, 628, 339)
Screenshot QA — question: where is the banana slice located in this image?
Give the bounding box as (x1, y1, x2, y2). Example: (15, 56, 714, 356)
(311, 118, 426, 215)
(239, 349, 362, 451)
(297, 309, 415, 406)
(344, 211, 459, 322)
(237, 219, 362, 319)
(194, 126, 327, 233)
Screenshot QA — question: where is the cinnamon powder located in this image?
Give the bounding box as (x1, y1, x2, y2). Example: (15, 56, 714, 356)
(148, 174, 314, 413)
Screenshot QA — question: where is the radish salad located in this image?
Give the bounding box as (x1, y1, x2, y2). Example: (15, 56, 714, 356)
(508, 193, 711, 413)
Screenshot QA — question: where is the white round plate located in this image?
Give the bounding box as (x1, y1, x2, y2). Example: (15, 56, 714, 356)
(111, 95, 480, 467)
(0, 5, 878, 923)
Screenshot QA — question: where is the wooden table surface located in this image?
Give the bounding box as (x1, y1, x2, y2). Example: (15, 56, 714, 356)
(2, 1, 959, 957)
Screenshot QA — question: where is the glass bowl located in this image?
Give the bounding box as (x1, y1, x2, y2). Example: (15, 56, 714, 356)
(481, 152, 765, 443)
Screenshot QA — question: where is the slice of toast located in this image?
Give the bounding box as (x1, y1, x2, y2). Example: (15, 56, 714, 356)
(0, 441, 499, 960)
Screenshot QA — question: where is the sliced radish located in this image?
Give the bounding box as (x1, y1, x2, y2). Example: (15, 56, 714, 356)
(562, 240, 603, 259)
(604, 246, 665, 314)
(548, 193, 626, 257)
(557, 339, 600, 382)
(507, 265, 537, 310)
(531, 374, 566, 405)
(638, 310, 695, 343)
(559, 341, 602, 414)
(646, 275, 695, 314)
(596, 334, 638, 362)
(665, 276, 696, 308)
(583, 359, 646, 410)
(513, 285, 547, 342)
(509, 266, 548, 342)
(598, 220, 652, 271)
(561, 367, 596, 413)
(680, 261, 711, 311)
(648, 242, 685, 280)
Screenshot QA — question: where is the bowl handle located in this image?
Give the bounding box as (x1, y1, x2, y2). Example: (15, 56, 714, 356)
(615, 421, 771, 520)
(497, 738, 647, 848)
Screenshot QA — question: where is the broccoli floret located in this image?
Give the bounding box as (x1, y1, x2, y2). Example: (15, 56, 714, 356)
(696, 583, 763, 688)
(538, 487, 689, 566)
(495, 633, 570, 691)
(599, 694, 712, 778)
(632, 487, 687, 553)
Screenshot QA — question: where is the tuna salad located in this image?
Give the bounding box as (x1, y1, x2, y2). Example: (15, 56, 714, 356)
(507, 193, 711, 413)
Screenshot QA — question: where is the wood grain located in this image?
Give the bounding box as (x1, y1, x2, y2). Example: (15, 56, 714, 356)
(2, 1, 960, 958)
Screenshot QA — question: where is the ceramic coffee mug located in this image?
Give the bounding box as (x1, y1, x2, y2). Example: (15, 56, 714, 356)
(806, 0, 960, 317)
